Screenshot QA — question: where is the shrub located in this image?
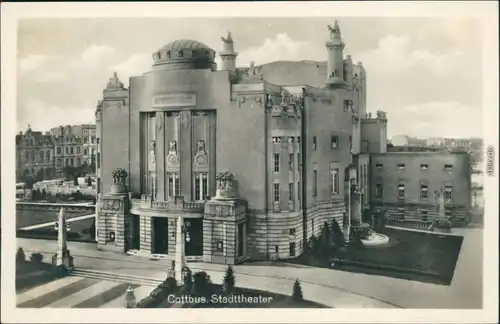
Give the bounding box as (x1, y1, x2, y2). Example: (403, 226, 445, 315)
(149, 287, 164, 300)
(163, 277, 177, 291)
(292, 279, 303, 302)
(136, 296, 157, 308)
(180, 267, 193, 294)
(223, 265, 236, 294)
(192, 271, 212, 297)
(16, 248, 26, 264)
(30, 252, 44, 263)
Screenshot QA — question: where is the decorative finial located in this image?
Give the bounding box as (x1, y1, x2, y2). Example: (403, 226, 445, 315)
(221, 31, 233, 44)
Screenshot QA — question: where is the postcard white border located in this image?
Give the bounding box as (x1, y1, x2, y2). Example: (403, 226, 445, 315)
(1, 1, 498, 323)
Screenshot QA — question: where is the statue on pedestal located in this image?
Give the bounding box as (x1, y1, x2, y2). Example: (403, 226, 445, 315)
(110, 168, 128, 195)
(214, 171, 239, 201)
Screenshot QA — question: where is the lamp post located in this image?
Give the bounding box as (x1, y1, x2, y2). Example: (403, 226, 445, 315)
(174, 215, 190, 283)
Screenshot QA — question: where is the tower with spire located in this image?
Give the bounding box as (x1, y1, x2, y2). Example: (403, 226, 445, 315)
(325, 20, 346, 86)
(219, 31, 238, 72)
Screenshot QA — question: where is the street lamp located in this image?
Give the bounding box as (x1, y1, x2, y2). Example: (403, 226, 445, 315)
(182, 221, 191, 243)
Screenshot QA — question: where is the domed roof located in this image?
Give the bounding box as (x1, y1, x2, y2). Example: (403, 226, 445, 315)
(152, 39, 216, 71)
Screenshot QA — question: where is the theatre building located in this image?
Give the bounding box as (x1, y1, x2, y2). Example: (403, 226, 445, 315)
(95, 22, 388, 264)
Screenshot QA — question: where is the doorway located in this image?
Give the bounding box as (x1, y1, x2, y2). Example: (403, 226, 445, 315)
(129, 214, 140, 250)
(289, 242, 296, 258)
(237, 223, 244, 257)
(152, 217, 169, 254)
(184, 218, 203, 256)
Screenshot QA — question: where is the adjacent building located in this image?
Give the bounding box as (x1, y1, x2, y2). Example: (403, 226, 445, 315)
(370, 151, 472, 227)
(16, 125, 56, 181)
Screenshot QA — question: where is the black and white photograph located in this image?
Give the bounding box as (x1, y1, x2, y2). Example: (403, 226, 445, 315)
(1, 2, 498, 323)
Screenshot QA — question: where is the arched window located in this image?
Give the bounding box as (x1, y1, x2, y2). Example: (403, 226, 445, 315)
(70, 147, 74, 154)
(39, 151, 44, 161)
(77, 157, 81, 165)
(70, 158, 74, 166)
(65, 147, 69, 154)
(46, 151, 50, 161)
(84, 149, 88, 155)
(57, 147, 61, 154)
(30, 152, 35, 161)
(84, 137, 88, 144)
(76, 147, 81, 154)
(25, 152, 29, 161)
(65, 159, 69, 166)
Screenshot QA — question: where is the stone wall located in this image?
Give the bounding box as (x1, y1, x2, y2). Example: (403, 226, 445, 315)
(97, 194, 127, 253)
(305, 199, 345, 240)
(139, 216, 152, 252)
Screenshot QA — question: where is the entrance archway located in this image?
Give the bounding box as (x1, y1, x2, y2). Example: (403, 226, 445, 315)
(184, 218, 203, 256)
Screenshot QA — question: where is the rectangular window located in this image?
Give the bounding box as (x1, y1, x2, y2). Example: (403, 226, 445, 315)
(421, 211, 428, 222)
(297, 181, 301, 202)
(289, 242, 296, 257)
(348, 136, 352, 151)
(273, 153, 280, 172)
(420, 184, 428, 199)
(330, 168, 339, 194)
(288, 183, 293, 201)
(444, 185, 453, 200)
(397, 209, 405, 221)
(76, 147, 81, 154)
(397, 184, 405, 199)
(420, 164, 429, 170)
(397, 163, 406, 170)
(331, 136, 338, 149)
(313, 170, 318, 197)
(375, 184, 383, 199)
(297, 137, 300, 144)
(297, 153, 300, 169)
(289, 153, 293, 171)
(376, 163, 383, 169)
(444, 164, 453, 171)
(272, 136, 281, 143)
(65, 147, 69, 154)
(312, 136, 317, 150)
(168, 173, 180, 197)
(273, 183, 280, 202)
(445, 210, 452, 220)
(193, 173, 208, 201)
(289, 228, 295, 236)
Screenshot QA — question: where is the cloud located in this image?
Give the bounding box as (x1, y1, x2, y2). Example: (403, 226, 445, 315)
(80, 45, 116, 67)
(388, 101, 482, 138)
(110, 53, 151, 84)
(19, 55, 59, 73)
(17, 99, 95, 132)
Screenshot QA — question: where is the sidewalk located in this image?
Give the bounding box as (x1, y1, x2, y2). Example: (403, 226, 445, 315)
(17, 228, 482, 309)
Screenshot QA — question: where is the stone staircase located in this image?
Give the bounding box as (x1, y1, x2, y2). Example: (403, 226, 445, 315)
(69, 269, 163, 287)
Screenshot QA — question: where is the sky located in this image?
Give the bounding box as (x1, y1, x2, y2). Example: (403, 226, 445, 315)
(16, 17, 483, 138)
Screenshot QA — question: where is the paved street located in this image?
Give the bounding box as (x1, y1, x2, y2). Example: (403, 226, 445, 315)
(17, 227, 482, 309)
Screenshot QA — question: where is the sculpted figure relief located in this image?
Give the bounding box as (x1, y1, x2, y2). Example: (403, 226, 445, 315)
(169, 140, 177, 154)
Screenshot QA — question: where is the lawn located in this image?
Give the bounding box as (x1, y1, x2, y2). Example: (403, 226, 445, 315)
(288, 227, 463, 286)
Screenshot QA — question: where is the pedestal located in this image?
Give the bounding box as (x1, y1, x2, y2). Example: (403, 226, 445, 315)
(52, 250, 74, 271)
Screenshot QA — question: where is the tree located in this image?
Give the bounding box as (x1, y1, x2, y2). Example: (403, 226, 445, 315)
(223, 265, 236, 294)
(292, 279, 303, 302)
(41, 188, 47, 199)
(181, 267, 193, 294)
(16, 248, 26, 264)
(74, 177, 79, 186)
(192, 271, 212, 297)
(319, 221, 331, 250)
(35, 169, 45, 182)
(87, 176, 92, 187)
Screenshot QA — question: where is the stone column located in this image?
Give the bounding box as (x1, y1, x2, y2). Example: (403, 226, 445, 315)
(179, 111, 192, 201)
(174, 215, 186, 283)
(52, 207, 74, 271)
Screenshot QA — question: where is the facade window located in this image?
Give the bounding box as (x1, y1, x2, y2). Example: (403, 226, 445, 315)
(397, 184, 405, 199)
(84, 137, 88, 144)
(420, 164, 429, 170)
(312, 136, 317, 150)
(65, 147, 69, 154)
(92, 136, 96, 144)
(31, 152, 35, 161)
(288, 183, 293, 201)
(194, 173, 208, 201)
(272, 137, 281, 143)
(288, 137, 294, 143)
(46, 151, 50, 161)
(376, 163, 383, 169)
(273, 153, 280, 172)
(70, 147, 74, 154)
(330, 168, 339, 194)
(420, 184, 428, 199)
(84, 149, 88, 155)
(444, 185, 453, 200)
(77, 147, 81, 154)
(25, 152, 29, 161)
(70, 158, 74, 166)
(348, 136, 352, 151)
(297, 153, 300, 169)
(313, 170, 318, 197)
(57, 147, 61, 154)
(444, 164, 453, 171)
(273, 183, 280, 202)
(421, 210, 428, 222)
(375, 184, 383, 199)
(77, 157, 81, 165)
(397, 209, 405, 221)
(168, 173, 180, 197)
(65, 159, 69, 166)
(39, 152, 44, 162)
(57, 159, 62, 167)
(397, 163, 406, 170)
(289, 228, 295, 236)
(289, 153, 294, 171)
(297, 181, 301, 202)
(331, 136, 338, 149)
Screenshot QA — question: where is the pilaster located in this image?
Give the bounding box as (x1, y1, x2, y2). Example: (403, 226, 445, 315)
(179, 111, 192, 201)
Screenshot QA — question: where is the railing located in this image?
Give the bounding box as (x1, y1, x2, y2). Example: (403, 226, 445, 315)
(386, 219, 433, 230)
(130, 195, 204, 213)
